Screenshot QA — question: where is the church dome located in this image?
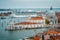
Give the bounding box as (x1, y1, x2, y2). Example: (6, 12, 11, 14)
(46, 7, 55, 15)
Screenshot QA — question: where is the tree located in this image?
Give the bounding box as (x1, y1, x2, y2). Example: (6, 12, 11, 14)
(45, 19, 50, 24)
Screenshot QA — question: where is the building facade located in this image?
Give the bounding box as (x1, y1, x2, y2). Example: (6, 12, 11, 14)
(14, 16, 46, 29)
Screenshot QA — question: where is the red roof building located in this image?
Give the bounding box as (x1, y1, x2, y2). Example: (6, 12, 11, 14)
(28, 16, 44, 20)
(56, 12, 60, 23)
(14, 16, 45, 28)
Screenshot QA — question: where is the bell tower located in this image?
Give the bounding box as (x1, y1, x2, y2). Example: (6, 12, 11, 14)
(50, 6, 53, 10)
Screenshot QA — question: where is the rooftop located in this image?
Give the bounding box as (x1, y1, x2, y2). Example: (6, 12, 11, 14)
(28, 16, 43, 20)
(15, 22, 38, 25)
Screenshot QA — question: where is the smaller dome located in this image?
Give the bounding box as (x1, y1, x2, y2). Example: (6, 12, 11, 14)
(46, 10, 55, 15)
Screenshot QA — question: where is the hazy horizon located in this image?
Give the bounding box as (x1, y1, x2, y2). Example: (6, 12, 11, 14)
(0, 0, 60, 8)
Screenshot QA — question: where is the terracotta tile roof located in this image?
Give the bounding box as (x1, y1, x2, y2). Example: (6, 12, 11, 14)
(54, 35, 60, 39)
(15, 22, 38, 25)
(45, 28, 60, 35)
(29, 16, 43, 20)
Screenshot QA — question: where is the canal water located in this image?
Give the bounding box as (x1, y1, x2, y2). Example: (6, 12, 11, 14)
(0, 8, 60, 40)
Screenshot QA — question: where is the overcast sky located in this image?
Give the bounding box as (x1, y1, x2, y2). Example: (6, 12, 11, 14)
(0, 0, 60, 8)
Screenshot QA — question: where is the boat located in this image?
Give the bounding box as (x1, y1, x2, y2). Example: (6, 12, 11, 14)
(22, 37, 35, 40)
(0, 17, 6, 19)
(5, 21, 18, 31)
(5, 29, 16, 31)
(5, 25, 16, 31)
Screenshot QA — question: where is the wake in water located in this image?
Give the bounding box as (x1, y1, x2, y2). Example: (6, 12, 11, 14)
(10, 13, 37, 17)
